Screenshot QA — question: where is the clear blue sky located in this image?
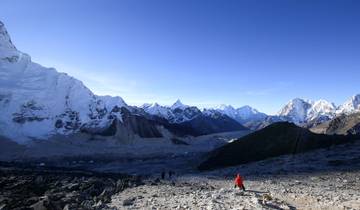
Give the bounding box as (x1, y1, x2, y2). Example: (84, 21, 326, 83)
(1, 0, 359, 114)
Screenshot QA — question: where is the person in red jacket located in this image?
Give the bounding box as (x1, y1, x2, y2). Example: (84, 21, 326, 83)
(234, 174, 245, 191)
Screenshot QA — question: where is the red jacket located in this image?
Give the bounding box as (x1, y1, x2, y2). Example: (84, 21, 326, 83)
(235, 174, 243, 186)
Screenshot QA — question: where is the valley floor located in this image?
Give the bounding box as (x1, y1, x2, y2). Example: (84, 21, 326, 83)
(109, 140, 360, 210)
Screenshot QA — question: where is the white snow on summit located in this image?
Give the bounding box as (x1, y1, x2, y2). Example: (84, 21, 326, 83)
(277, 97, 355, 124)
(0, 21, 16, 50)
(307, 99, 336, 120)
(1, 19, 360, 142)
(209, 104, 267, 124)
(237, 105, 267, 121)
(278, 98, 312, 123)
(141, 103, 174, 119)
(337, 94, 360, 114)
(0, 21, 127, 142)
(212, 104, 238, 119)
(142, 100, 200, 124)
(171, 99, 189, 110)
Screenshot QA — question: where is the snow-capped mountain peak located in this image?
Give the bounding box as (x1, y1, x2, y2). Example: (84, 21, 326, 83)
(311, 99, 336, 114)
(214, 104, 235, 110)
(237, 105, 265, 118)
(207, 104, 267, 125)
(212, 104, 237, 118)
(141, 102, 173, 119)
(171, 99, 188, 110)
(237, 105, 259, 114)
(278, 98, 338, 124)
(307, 99, 336, 121)
(0, 21, 128, 142)
(338, 94, 360, 114)
(0, 21, 16, 50)
(277, 98, 313, 123)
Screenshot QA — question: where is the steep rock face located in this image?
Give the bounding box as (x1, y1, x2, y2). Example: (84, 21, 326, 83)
(198, 122, 355, 171)
(119, 107, 163, 138)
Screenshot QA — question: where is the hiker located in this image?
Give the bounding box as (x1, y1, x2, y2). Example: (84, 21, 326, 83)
(161, 171, 165, 179)
(234, 174, 246, 191)
(168, 171, 173, 178)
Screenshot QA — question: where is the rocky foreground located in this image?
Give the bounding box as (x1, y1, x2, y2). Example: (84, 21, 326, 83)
(110, 171, 359, 210)
(0, 164, 143, 210)
(1, 140, 359, 210)
(110, 140, 360, 210)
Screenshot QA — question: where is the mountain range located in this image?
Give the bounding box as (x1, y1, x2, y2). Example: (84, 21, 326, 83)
(1, 20, 360, 144)
(0, 21, 247, 143)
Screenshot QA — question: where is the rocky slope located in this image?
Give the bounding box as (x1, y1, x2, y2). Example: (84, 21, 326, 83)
(198, 122, 355, 171)
(311, 112, 360, 135)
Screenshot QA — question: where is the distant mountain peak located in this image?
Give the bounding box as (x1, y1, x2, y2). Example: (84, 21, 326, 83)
(312, 99, 336, 111)
(277, 98, 313, 123)
(213, 104, 236, 111)
(338, 94, 360, 113)
(278, 98, 338, 123)
(171, 99, 188, 110)
(238, 105, 257, 112)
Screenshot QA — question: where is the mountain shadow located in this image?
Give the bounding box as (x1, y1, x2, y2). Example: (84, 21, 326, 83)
(198, 122, 357, 171)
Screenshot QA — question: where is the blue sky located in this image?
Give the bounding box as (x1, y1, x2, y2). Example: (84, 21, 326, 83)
(1, 0, 359, 114)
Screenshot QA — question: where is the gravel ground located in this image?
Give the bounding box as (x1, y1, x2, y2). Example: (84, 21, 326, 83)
(1, 140, 359, 209)
(0, 165, 143, 210)
(109, 141, 360, 210)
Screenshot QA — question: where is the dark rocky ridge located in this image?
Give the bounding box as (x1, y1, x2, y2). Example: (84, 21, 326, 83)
(198, 122, 357, 171)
